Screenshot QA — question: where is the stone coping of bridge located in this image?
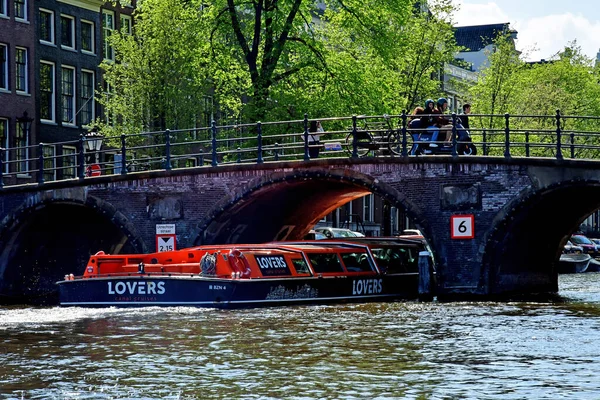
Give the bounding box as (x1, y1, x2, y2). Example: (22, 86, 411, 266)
(1, 155, 598, 195)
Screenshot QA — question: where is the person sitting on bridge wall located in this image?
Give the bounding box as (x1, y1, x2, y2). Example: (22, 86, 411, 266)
(432, 97, 453, 146)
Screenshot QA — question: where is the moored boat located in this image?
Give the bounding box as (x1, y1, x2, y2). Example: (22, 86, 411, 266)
(557, 253, 591, 274)
(57, 239, 429, 308)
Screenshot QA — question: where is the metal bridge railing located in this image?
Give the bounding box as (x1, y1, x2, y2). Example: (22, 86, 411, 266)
(2, 110, 600, 189)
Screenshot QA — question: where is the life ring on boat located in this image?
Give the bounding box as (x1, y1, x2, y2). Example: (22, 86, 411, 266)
(228, 249, 251, 278)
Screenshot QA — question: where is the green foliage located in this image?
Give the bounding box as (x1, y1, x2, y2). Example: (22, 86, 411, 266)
(468, 39, 600, 158)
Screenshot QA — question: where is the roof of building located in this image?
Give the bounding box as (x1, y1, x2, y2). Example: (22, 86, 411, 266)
(454, 23, 516, 52)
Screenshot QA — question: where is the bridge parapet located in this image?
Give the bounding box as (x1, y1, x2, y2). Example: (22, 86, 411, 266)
(2, 111, 600, 189)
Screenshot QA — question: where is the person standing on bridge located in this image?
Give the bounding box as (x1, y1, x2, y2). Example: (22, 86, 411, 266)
(308, 120, 325, 159)
(460, 103, 471, 131)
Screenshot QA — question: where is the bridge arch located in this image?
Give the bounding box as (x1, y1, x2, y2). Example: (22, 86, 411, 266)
(0, 192, 146, 304)
(194, 167, 427, 245)
(482, 178, 600, 295)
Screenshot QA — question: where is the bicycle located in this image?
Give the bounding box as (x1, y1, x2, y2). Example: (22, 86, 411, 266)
(344, 116, 405, 157)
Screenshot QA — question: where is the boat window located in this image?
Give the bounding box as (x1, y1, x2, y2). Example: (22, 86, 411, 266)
(307, 253, 344, 273)
(371, 247, 418, 274)
(292, 258, 310, 275)
(340, 252, 372, 272)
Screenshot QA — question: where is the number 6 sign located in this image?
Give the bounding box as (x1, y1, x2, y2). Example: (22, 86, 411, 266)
(451, 214, 475, 239)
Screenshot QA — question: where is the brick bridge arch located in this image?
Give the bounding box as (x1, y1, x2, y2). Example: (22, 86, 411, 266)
(482, 179, 600, 296)
(0, 157, 600, 303)
(0, 190, 147, 303)
(194, 167, 425, 245)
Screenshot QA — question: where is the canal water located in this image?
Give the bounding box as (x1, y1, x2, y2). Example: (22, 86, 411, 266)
(2, 273, 600, 399)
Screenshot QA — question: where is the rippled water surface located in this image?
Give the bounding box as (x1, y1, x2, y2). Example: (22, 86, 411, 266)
(2, 273, 600, 399)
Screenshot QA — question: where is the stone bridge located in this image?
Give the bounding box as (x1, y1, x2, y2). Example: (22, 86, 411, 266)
(2, 156, 600, 304)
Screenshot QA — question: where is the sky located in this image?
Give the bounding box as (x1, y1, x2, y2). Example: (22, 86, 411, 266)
(452, 0, 600, 62)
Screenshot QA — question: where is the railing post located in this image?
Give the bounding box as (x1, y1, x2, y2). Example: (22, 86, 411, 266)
(78, 134, 85, 179)
(451, 113, 458, 157)
(570, 132, 575, 159)
(482, 128, 487, 156)
(274, 142, 279, 161)
(351, 115, 358, 159)
(401, 110, 408, 157)
(525, 131, 530, 158)
(256, 121, 263, 164)
(164, 129, 172, 170)
(556, 109, 563, 160)
(303, 113, 310, 161)
(121, 134, 127, 175)
(38, 142, 44, 184)
(237, 147, 242, 163)
(211, 120, 218, 167)
(504, 113, 511, 159)
(0, 148, 4, 189)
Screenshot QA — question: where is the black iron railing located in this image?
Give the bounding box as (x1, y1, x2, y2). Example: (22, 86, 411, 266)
(2, 111, 600, 189)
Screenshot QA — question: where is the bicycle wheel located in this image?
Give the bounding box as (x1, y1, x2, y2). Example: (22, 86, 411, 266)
(387, 130, 404, 155)
(345, 130, 374, 157)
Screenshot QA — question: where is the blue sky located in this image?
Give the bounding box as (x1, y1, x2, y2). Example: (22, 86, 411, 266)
(452, 0, 600, 62)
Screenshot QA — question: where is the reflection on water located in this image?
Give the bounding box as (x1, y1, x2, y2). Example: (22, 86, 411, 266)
(1, 274, 600, 399)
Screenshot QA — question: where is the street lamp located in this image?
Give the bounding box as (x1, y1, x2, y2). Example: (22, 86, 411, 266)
(84, 128, 104, 164)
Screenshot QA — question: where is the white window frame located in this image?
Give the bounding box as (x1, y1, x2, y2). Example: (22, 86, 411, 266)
(102, 10, 115, 60)
(40, 61, 55, 123)
(0, 118, 8, 173)
(42, 144, 56, 182)
(15, 47, 28, 94)
(120, 14, 132, 35)
(62, 145, 77, 178)
(0, 0, 7, 18)
(80, 69, 95, 125)
(61, 65, 76, 126)
(15, 121, 29, 174)
(39, 9, 55, 45)
(0, 43, 7, 91)
(14, 0, 27, 21)
(363, 193, 374, 222)
(80, 19, 95, 54)
(60, 14, 75, 50)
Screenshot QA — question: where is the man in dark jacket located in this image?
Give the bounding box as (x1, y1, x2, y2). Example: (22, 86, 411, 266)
(461, 103, 471, 130)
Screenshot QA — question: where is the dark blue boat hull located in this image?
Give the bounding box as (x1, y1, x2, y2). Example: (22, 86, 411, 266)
(58, 274, 419, 308)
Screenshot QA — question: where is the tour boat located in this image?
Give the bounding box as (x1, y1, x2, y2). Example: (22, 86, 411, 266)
(57, 238, 429, 308)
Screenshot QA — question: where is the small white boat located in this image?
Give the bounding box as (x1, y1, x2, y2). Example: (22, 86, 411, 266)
(558, 253, 592, 274)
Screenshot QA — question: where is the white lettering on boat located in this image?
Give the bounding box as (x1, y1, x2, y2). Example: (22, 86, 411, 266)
(256, 255, 287, 269)
(352, 279, 383, 295)
(108, 281, 166, 295)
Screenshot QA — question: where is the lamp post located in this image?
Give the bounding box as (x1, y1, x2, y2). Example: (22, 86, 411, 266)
(84, 128, 104, 176)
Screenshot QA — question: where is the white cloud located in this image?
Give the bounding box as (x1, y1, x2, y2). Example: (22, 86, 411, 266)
(515, 14, 600, 61)
(452, 1, 600, 62)
(452, 1, 511, 27)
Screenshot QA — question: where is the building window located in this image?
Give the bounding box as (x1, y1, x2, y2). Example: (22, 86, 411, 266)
(81, 20, 94, 53)
(14, 0, 26, 20)
(120, 15, 132, 35)
(62, 146, 76, 178)
(80, 70, 94, 125)
(61, 66, 75, 125)
(102, 10, 114, 60)
(43, 145, 56, 182)
(40, 61, 55, 122)
(15, 47, 27, 93)
(0, 119, 7, 173)
(0, 44, 7, 90)
(0, 0, 7, 17)
(363, 194, 373, 222)
(15, 123, 29, 173)
(60, 15, 75, 49)
(39, 9, 55, 44)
